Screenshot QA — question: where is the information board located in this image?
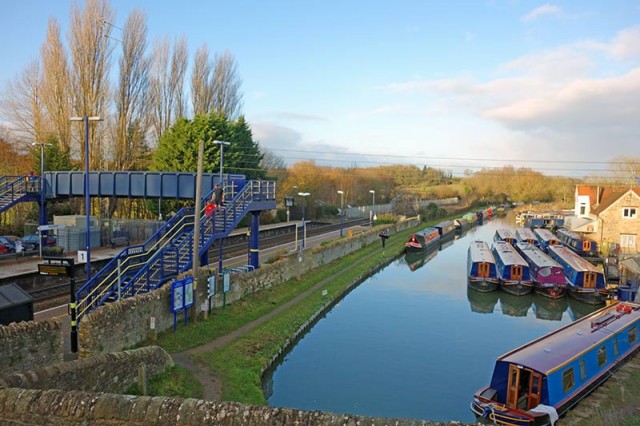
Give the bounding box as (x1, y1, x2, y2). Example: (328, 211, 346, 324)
(184, 277, 194, 308)
(171, 280, 184, 313)
(38, 263, 71, 276)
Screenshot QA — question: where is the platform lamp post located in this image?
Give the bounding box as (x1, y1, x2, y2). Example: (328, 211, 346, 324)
(369, 189, 376, 227)
(32, 141, 52, 257)
(337, 190, 344, 237)
(213, 140, 230, 275)
(298, 192, 310, 249)
(70, 115, 102, 280)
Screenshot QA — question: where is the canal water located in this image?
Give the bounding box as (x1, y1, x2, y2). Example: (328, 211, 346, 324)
(263, 213, 600, 423)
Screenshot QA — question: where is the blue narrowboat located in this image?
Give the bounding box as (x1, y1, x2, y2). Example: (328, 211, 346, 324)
(516, 227, 539, 247)
(472, 301, 640, 426)
(548, 245, 607, 305)
(494, 228, 517, 246)
(516, 242, 567, 299)
(404, 227, 440, 253)
(492, 241, 533, 295)
(556, 228, 599, 258)
(534, 228, 560, 254)
(467, 241, 499, 292)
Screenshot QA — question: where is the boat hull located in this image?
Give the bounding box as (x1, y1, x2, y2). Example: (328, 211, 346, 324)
(567, 286, 607, 305)
(533, 283, 566, 299)
(468, 278, 499, 293)
(501, 280, 534, 296)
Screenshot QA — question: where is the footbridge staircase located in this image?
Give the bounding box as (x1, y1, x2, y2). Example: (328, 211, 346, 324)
(0, 176, 40, 213)
(74, 180, 275, 322)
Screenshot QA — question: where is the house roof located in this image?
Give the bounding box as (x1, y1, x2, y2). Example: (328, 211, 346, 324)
(576, 185, 640, 214)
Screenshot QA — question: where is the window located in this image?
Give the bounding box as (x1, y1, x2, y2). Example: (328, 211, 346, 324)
(579, 359, 586, 381)
(597, 346, 607, 367)
(622, 207, 638, 218)
(579, 204, 587, 215)
(629, 327, 637, 344)
(562, 368, 575, 392)
(621, 235, 637, 250)
(613, 338, 619, 357)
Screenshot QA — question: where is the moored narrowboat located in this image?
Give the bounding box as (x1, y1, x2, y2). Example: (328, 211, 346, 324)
(492, 241, 533, 295)
(467, 241, 499, 292)
(548, 245, 607, 305)
(453, 217, 470, 231)
(516, 227, 539, 247)
(516, 242, 567, 299)
(494, 228, 517, 246)
(471, 301, 640, 426)
(556, 228, 599, 258)
(404, 227, 440, 253)
(434, 220, 456, 239)
(534, 228, 560, 254)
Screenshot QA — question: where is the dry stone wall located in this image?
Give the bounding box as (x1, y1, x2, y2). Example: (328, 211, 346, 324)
(0, 387, 470, 426)
(0, 319, 63, 377)
(79, 218, 420, 356)
(0, 346, 173, 394)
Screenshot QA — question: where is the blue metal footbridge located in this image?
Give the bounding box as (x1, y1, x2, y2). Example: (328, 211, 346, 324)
(0, 172, 276, 321)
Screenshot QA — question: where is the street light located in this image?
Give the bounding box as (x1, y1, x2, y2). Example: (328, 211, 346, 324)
(369, 189, 376, 227)
(71, 115, 102, 280)
(337, 190, 344, 237)
(32, 141, 52, 258)
(213, 140, 230, 188)
(298, 192, 310, 249)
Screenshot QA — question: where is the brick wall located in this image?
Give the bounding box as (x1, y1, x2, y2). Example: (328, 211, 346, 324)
(0, 319, 63, 377)
(0, 387, 465, 426)
(0, 346, 173, 394)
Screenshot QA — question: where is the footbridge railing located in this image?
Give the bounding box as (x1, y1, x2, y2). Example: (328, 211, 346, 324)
(74, 179, 275, 322)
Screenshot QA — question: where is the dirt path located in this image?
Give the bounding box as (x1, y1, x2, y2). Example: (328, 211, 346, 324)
(171, 249, 382, 401)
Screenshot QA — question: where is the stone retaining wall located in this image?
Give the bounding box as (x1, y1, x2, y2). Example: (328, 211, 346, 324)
(0, 319, 63, 377)
(0, 387, 469, 425)
(0, 346, 173, 394)
(79, 218, 420, 356)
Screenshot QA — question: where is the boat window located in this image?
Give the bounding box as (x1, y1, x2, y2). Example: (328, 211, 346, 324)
(562, 368, 574, 393)
(597, 346, 607, 367)
(613, 338, 619, 357)
(579, 359, 586, 381)
(629, 327, 637, 344)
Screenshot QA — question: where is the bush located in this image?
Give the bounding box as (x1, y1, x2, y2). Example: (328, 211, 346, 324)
(375, 213, 396, 224)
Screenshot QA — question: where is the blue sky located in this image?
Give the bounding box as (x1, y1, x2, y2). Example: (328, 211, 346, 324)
(1, 1, 640, 178)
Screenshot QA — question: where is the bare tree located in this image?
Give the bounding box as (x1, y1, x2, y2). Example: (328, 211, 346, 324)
(149, 35, 188, 145)
(40, 18, 72, 154)
(68, 0, 114, 169)
(114, 9, 150, 171)
(1, 60, 45, 145)
(212, 50, 243, 119)
(190, 44, 214, 115)
(171, 37, 188, 120)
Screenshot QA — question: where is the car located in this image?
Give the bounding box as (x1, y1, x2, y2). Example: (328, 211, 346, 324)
(0, 236, 16, 252)
(0, 243, 9, 254)
(21, 233, 56, 249)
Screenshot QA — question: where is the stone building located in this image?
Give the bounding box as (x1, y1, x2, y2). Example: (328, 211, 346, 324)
(565, 185, 640, 255)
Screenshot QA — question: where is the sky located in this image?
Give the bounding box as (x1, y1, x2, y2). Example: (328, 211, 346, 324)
(1, 1, 640, 179)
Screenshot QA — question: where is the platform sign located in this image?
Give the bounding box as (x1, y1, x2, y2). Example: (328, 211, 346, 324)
(78, 250, 87, 263)
(208, 275, 216, 298)
(223, 270, 231, 293)
(184, 276, 194, 308)
(171, 280, 184, 313)
(284, 196, 294, 207)
(38, 263, 71, 276)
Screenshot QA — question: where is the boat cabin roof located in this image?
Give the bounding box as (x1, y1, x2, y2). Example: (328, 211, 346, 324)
(515, 227, 537, 241)
(534, 228, 558, 242)
(548, 245, 600, 272)
(500, 302, 640, 375)
(516, 242, 561, 268)
(469, 241, 495, 263)
(495, 228, 516, 240)
(417, 227, 439, 237)
(492, 241, 527, 266)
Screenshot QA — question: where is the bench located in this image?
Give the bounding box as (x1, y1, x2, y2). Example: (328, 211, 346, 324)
(110, 231, 131, 248)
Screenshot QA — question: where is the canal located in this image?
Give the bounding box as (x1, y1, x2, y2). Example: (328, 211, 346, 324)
(263, 212, 601, 423)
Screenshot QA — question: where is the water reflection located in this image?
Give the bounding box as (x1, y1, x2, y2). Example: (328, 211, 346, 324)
(467, 287, 499, 314)
(532, 295, 568, 321)
(499, 291, 534, 317)
(403, 248, 438, 272)
(568, 297, 601, 320)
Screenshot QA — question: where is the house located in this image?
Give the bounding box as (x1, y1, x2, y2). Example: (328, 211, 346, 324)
(564, 185, 640, 255)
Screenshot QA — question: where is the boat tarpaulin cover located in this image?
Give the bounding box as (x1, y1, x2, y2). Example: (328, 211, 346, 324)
(529, 404, 559, 426)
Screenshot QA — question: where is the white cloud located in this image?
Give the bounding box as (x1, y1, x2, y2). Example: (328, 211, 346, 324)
(522, 4, 561, 22)
(608, 26, 640, 60)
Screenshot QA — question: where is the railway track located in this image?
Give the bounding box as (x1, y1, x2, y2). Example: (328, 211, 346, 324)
(28, 218, 369, 308)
